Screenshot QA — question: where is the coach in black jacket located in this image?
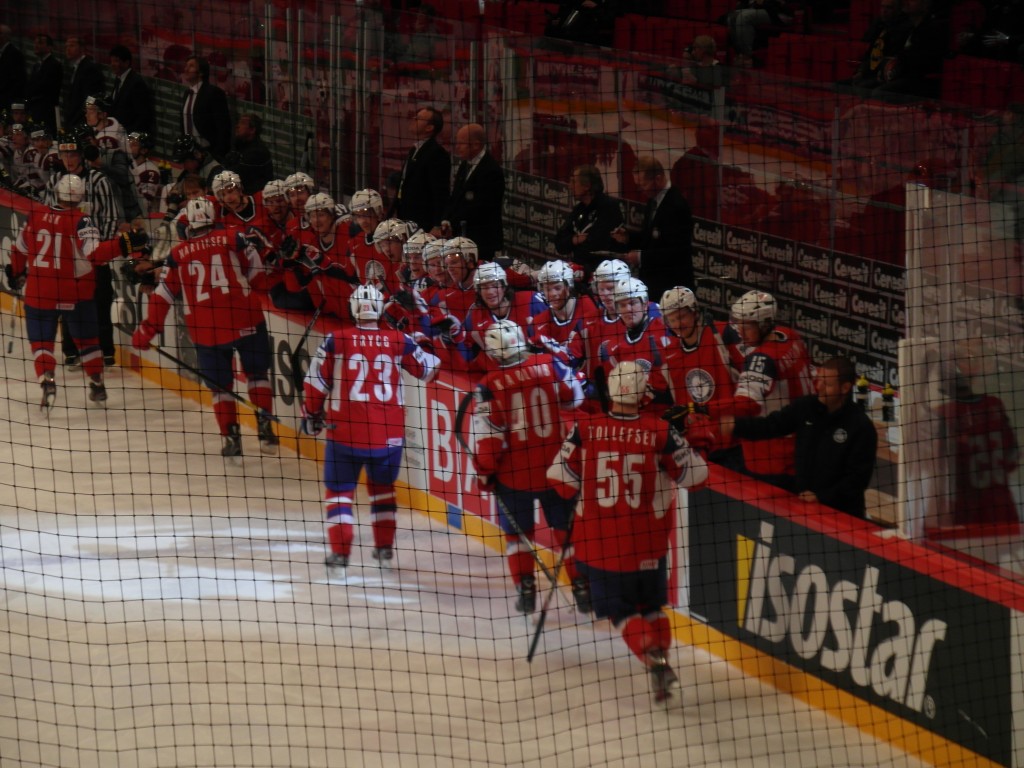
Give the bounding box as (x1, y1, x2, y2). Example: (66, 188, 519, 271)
(63, 37, 105, 129)
(0, 26, 27, 113)
(554, 164, 627, 281)
(435, 123, 504, 262)
(181, 55, 232, 161)
(393, 105, 450, 231)
(25, 34, 62, 135)
(109, 45, 155, 135)
(615, 155, 693, 302)
(719, 357, 878, 519)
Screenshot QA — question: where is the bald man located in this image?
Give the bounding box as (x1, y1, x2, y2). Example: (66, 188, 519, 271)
(434, 123, 505, 261)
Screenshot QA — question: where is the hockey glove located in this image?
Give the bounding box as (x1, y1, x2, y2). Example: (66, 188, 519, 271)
(118, 229, 150, 259)
(411, 332, 434, 353)
(682, 413, 720, 455)
(130, 322, 159, 351)
(381, 301, 409, 332)
(278, 235, 299, 261)
(4, 264, 26, 292)
(432, 315, 465, 345)
(301, 410, 326, 436)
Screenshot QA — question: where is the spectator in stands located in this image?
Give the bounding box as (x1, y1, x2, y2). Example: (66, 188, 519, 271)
(612, 156, 693, 302)
(545, 0, 620, 47)
(553, 164, 627, 284)
(718, 356, 878, 520)
(846, 0, 910, 92)
(392, 105, 450, 232)
(62, 36, 105, 130)
(109, 45, 155, 136)
(0, 26, 27, 113)
(181, 55, 232, 161)
(25, 34, 62, 135)
(225, 113, 274, 194)
(682, 35, 728, 89)
(671, 119, 721, 221)
(956, 1, 1024, 64)
(727, 0, 794, 67)
(435, 123, 505, 262)
(875, 0, 948, 99)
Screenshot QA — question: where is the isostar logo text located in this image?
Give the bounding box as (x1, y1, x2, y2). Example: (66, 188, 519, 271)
(737, 521, 946, 715)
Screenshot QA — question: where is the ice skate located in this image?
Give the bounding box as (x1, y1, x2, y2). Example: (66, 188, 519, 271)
(371, 547, 395, 569)
(221, 424, 243, 457)
(515, 576, 537, 614)
(325, 552, 349, 581)
(88, 374, 107, 404)
(40, 374, 57, 413)
(257, 414, 279, 455)
(645, 650, 679, 704)
(571, 577, 593, 615)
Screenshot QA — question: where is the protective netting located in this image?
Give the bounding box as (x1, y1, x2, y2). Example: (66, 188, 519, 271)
(2, 2, 1024, 766)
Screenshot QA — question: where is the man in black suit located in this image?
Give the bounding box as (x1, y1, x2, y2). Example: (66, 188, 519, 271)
(613, 155, 693, 302)
(62, 36, 105, 129)
(392, 105, 450, 231)
(108, 45, 155, 135)
(434, 123, 504, 262)
(25, 34, 62, 135)
(0, 26, 27, 114)
(181, 55, 232, 161)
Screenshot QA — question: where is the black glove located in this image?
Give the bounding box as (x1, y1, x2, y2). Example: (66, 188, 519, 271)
(661, 405, 689, 433)
(381, 302, 409, 332)
(120, 257, 163, 287)
(301, 411, 326, 436)
(118, 229, 150, 258)
(279, 235, 299, 261)
(4, 264, 26, 292)
(392, 290, 418, 313)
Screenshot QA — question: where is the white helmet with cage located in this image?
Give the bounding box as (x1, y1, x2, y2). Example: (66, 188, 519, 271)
(612, 276, 649, 306)
(185, 198, 216, 229)
(304, 192, 336, 215)
(483, 319, 529, 365)
(54, 174, 86, 205)
(349, 283, 385, 323)
(731, 290, 776, 330)
(607, 360, 650, 407)
(536, 259, 575, 289)
(211, 170, 242, 198)
(660, 286, 697, 315)
(262, 179, 287, 200)
(350, 188, 384, 216)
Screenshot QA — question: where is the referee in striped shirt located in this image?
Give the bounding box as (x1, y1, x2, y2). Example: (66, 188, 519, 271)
(45, 131, 124, 366)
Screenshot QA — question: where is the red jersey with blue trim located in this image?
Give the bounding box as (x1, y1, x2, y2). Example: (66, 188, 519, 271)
(661, 323, 738, 417)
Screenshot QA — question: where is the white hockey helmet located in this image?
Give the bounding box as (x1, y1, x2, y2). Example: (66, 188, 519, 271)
(284, 171, 315, 192)
(441, 236, 479, 268)
(483, 319, 529, 365)
(54, 174, 85, 205)
(304, 192, 336, 215)
(186, 198, 216, 229)
(403, 230, 437, 257)
(422, 239, 445, 265)
(350, 188, 383, 216)
(212, 170, 242, 197)
(474, 261, 507, 289)
(731, 290, 776, 329)
(262, 179, 287, 200)
(591, 258, 630, 287)
(660, 286, 697, 315)
(349, 283, 385, 322)
(373, 218, 416, 246)
(612, 276, 649, 306)
(536, 259, 575, 288)
(607, 360, 651, 407)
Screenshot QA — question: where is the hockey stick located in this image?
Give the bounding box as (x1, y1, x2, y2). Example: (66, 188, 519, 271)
(140, 340, 281, 424)
(527, 512, 577, 663)
(288, 303, 324, 390)
(5, 293, 19, 355)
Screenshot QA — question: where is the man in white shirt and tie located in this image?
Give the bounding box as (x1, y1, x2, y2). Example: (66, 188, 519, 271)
(181, 55, 232, 161)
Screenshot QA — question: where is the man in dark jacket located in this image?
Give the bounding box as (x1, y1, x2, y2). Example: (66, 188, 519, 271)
(108, 45, 155, 135)
(0, 26, 27, 113)
(180, 55, 232, 161)
(716, 356, 878, 519)
(25, 34, 62, 135)
(392, 105, 450, 231)
(553, 164, 627, 284)
(62, 36, 104, 129)
(224, 113, 274, 193)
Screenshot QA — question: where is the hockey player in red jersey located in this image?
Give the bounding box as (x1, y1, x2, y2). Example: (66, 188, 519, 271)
(8, 175, 130, 409)
(938, 374, 1020, 527)
(461, 261, 547, 374)
(659, 286, 739, 457)
(283, 171, 316, 238)
(721, 290, 814, 485)
(369, 217, 418, 297)
(130, 198, 278, 457)
(301, 284, 441, 577)
(603, 277, 670, 406)
(348, 188, 387, 286)
(547, 360, 709, 703)
(567, 258, 631, 406)
(527, 259, 600, 358)
(470, 319, 585, 613)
